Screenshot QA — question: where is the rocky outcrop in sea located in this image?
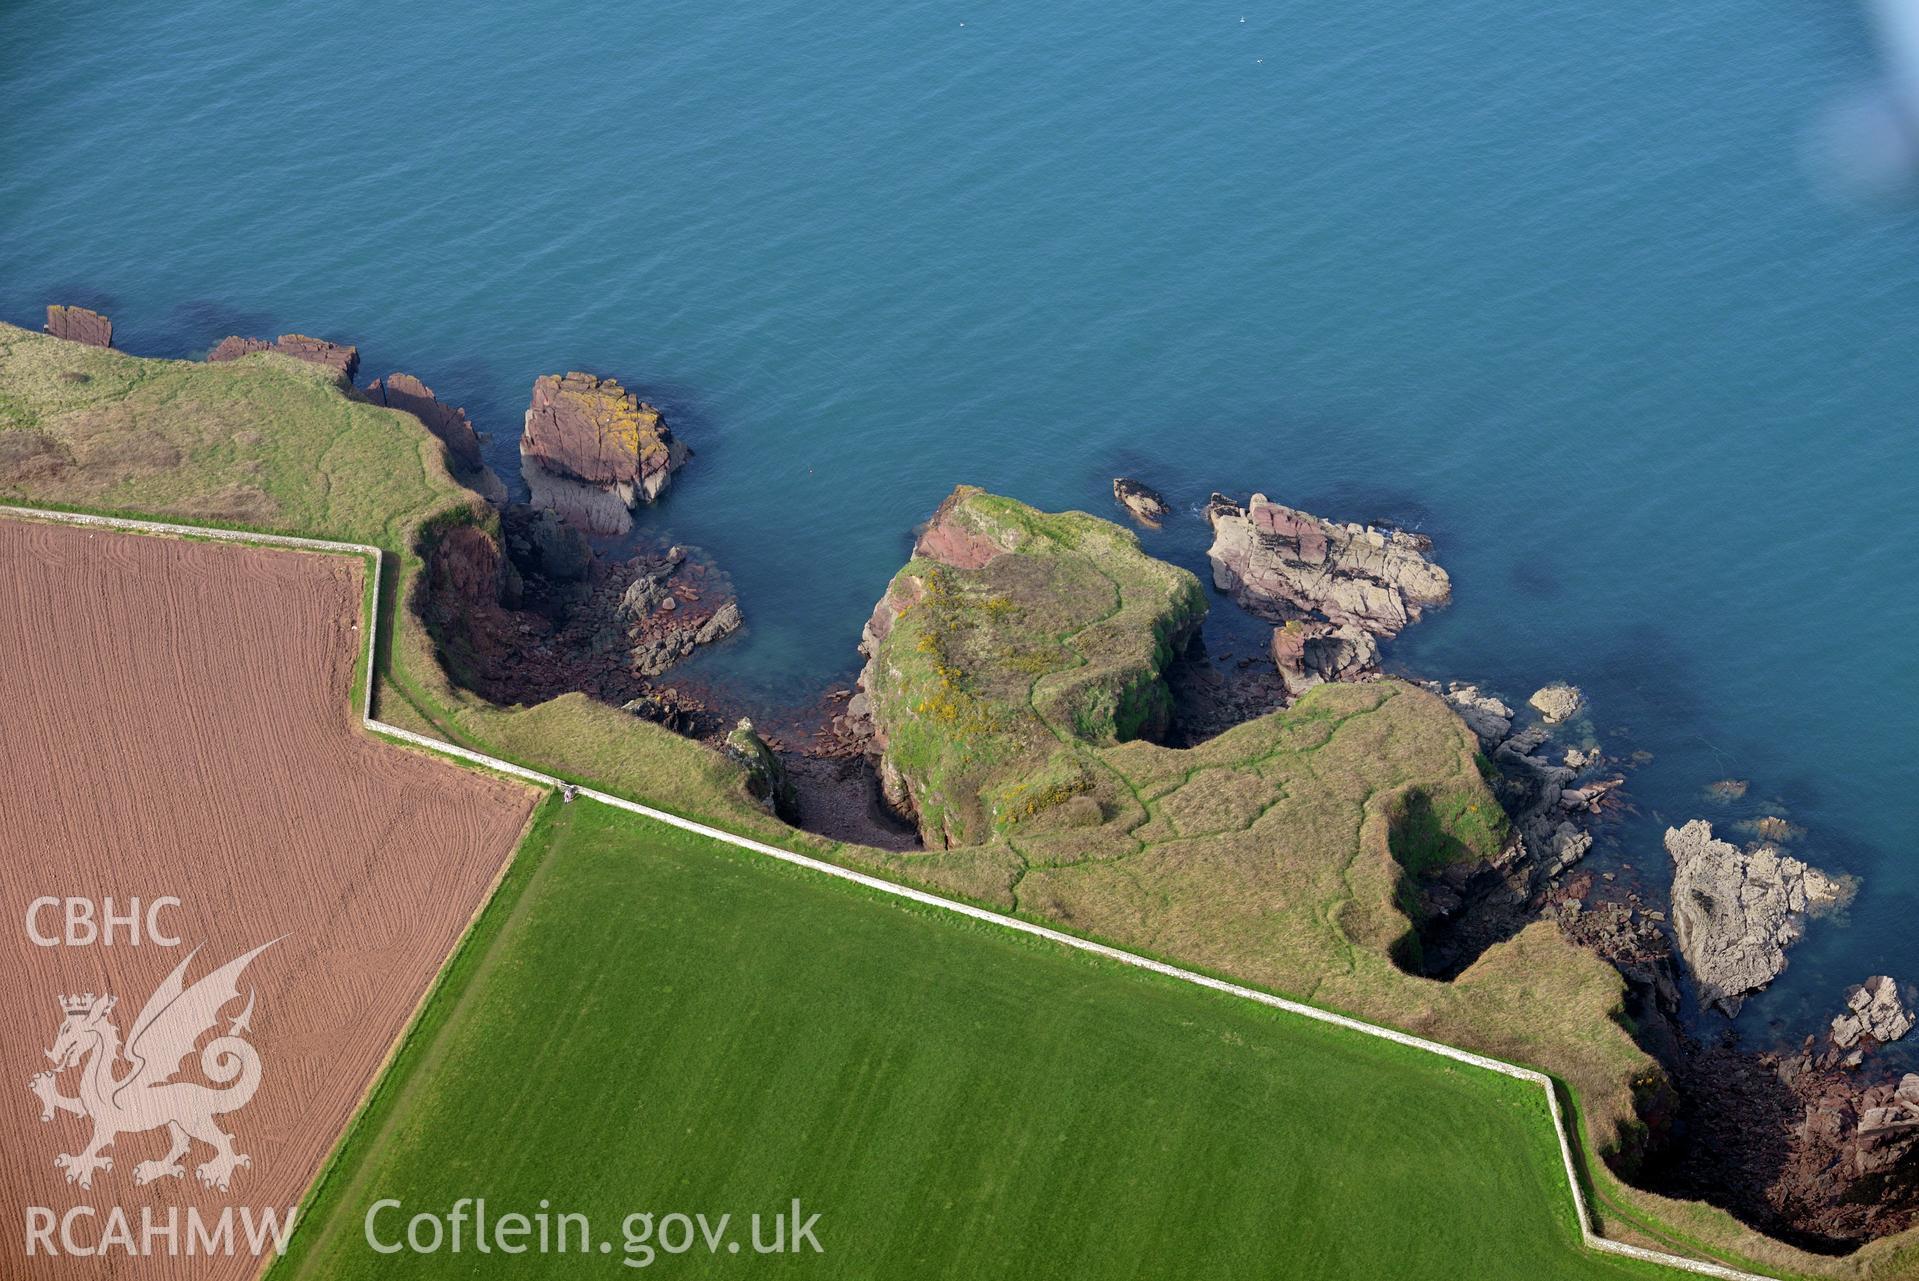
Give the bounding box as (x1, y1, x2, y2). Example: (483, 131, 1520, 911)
(1437, 681, 1514, 743)
(620, 546, 744, 676)
(1403, 678, 1627, 979)
(1434, 682, 1619, 886)
(1206, 492, 1450, 636)
(520, 372, 689, 534)
(1665, 819, 1849, 1015)
(1112, 477, 1171, 527)
(1528, 682, 1583, 725)
(44, 304, 111, 348)
(1205, 492, 1451, 698)
(1269, 619, 1377, 697)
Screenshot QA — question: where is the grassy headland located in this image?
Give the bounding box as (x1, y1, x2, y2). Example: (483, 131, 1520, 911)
(854, 487, 1894, 1279)
(858, 490, 1643, 1136)
(2, 322, 1897, 1277)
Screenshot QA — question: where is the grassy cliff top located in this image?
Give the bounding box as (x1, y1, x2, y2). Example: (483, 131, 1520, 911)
(0, 321, 473, 546)
(863, 487, 1206, 847)
(863, 487, 1510, 871)
(861, 489, 1664, 1192)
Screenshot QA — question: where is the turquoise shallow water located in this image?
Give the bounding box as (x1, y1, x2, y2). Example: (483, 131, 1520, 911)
(3, 0, 1914, 1045)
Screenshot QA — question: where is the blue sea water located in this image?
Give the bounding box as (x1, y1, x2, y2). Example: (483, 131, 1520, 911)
(3, 0, 1914, 1046)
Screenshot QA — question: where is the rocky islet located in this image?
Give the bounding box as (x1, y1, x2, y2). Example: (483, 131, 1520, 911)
(1112, 476, 1172, 526)
(1205, 491, 1451, 636)
(1665, 818, 1849, 1016)
(520, 371, 689, 535)
(1832, 976, 1916, 1051)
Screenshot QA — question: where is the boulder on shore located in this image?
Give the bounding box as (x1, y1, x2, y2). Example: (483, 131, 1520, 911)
(44, 305, 112, 348)
(208, 333, 360, 384)
(1665, 819, 1849, 1015)
(1855, 1074, 1919, 1175)
(520, 372, 688, 534)
(1768, 1053, 1919, 1226)
(1832, 976, 1915, 1049)
(1205, 492, 1450, 637)
(1112, 477, 1171, 527)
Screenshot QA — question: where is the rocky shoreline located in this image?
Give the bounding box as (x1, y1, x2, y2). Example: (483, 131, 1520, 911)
(155, 312, 748, 743)
(31, 303, 1916, 1254)
(1111, 470, 1915, 1247)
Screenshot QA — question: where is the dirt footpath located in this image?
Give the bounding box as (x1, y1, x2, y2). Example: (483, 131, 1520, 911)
(0, 517, 536, 1280)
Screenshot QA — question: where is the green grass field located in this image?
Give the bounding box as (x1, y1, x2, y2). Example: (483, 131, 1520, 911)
(274, 799, 1676, 1280)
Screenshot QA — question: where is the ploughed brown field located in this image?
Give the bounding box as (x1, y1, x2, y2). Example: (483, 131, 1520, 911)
(0, 517, 536, 1280)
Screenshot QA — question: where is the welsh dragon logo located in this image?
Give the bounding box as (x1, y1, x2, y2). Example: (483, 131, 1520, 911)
(27, 941, 275, 1192)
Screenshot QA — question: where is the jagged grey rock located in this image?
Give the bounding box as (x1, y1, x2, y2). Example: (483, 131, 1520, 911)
(1437, 682, 1513, 747)
(1831, 976, 1914, 1049)
(1204, 493, 1449, 637)
(696, 600, 743, 644)
(1665, 819, 1848, 1015)
(1269, 620, 1378, 696)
